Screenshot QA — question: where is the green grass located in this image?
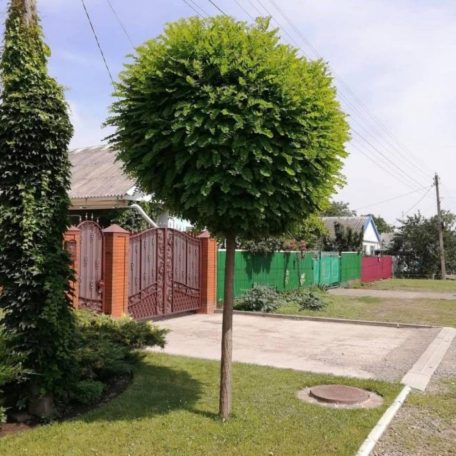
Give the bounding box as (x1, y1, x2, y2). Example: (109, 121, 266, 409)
(355, 278, 456, 293)
(0, 354, 401, 456)
(278, 294, 456, 327)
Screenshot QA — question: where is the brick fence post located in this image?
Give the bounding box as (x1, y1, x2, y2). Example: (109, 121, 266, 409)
(64, 225, 80, 309)
(198, 230, 217, 314)
(102, 224, 130, 318)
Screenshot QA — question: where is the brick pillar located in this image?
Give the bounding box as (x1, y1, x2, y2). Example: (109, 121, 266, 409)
(102, 224, 130, 318)
(198, 230, 217, 314)
(64, 225, 80, 308)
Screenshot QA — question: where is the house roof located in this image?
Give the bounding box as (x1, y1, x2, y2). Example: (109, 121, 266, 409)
(322, 216, 370, 238)
(69, 145, 136, 200)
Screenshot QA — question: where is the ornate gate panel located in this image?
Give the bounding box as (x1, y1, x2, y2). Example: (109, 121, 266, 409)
(78, 221, 104, 312)
(128, 228, 201, 320)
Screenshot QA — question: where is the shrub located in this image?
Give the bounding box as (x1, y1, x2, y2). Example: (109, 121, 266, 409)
(0, 326, 27, 422)
(71, 380, 105, 405)
(285, 288, 327, 311)
(234, 285, 283, 313)
(74, 311, 168, 382)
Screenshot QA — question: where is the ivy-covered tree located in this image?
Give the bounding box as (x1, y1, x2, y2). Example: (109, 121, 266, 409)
(108, 16, 349, 418)
(0, 0, 76, 412)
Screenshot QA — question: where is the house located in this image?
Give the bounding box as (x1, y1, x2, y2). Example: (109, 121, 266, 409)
(69, 145, 191, 230)
(322, 215, 382, 255)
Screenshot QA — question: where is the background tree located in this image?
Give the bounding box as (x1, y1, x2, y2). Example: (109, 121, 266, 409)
(0, 0, 76, 411)
(323, 222, 363, 252)
(108, 16, 349, 419)
(389, 211, 456, 277)
(322, 200, 356, 217)
(370, 214, 394, 233)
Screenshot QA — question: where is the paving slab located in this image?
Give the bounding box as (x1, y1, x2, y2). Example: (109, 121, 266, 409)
(330, 288, 456, 300)
(402, 326, 456, 390)
(149, 313, 439, 381)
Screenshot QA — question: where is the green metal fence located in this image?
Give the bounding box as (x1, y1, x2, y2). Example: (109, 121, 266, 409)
(216, 250, 317, 301)
(217, 250, 362, 301)
(340, 252, 362, 284)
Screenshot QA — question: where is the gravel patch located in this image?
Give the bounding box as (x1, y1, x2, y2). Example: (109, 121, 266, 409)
(373, 338, 456, 456)
(362, 327, 440, 382)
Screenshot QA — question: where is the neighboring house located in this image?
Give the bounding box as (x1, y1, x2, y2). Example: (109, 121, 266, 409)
(322, 215, 382, 255)
(69, 145, 191, 230)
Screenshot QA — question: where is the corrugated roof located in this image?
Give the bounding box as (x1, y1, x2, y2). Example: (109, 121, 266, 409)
(322, 216, 369, 238)
(69, 145, 135, 199)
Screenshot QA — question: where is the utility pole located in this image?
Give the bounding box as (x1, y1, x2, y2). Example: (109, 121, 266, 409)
(434, 173, 447, 279)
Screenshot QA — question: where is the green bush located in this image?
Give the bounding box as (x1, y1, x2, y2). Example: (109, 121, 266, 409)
(0, 326, 27, 422)
(234, 285, 284, 313)
(74, 311, 168, 382)
(285, 288, 327, 311)
(71, 380, 105, 405)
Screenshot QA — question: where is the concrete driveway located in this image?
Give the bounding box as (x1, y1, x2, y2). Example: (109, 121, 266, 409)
(149, 313, 439, 381)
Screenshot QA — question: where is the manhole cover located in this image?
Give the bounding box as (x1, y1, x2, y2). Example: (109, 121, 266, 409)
(297, 384, 383, 409)
(309, 384, 370, 405)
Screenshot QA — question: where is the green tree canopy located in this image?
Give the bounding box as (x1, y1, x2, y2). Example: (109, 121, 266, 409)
(389, 211, 456, 277)
(108, 17, 349, 240)
(108, 16, 349, 419)
(0, 0, 76, 406)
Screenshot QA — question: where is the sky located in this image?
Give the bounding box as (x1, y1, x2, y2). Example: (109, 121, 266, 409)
(1, 0, 456, 224)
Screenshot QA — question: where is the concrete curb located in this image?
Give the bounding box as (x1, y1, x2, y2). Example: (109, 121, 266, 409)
(214, 309, 435, 329)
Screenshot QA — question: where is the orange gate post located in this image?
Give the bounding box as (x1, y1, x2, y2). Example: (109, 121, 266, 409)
(103, 224, 130, 318)
(198, 230, 217, 314)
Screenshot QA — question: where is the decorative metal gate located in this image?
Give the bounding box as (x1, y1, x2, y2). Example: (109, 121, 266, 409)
(78, 220, 104, 312)
(128, 228, 201, 320)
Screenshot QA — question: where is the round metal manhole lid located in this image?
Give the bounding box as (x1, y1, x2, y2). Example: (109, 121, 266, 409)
(309, 384, 370, 405)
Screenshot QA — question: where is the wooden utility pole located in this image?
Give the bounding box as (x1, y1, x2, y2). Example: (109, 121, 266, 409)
(434, 173, 447, 279)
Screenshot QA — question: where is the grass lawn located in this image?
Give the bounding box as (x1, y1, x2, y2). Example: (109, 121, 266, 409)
(0, 353, 401, 456)
(355, 278, 456, 293)
(278, 294, 456, 327)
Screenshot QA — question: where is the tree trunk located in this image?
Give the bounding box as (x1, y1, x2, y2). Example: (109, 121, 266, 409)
(219, 234, 235, 420)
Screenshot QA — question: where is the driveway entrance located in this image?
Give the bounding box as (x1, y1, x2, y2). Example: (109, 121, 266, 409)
(149, 313, 439, 381)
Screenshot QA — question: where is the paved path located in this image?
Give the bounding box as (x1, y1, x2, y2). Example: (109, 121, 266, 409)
(149, 314, 439, 381)
(330, 288, 456, 300)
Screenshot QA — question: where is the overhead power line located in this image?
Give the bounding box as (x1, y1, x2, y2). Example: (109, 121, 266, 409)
(80, 0, 114, 83)
(354, 188, 430, 212)
(105, 0, 135, 48)
(207, 0, 228, 15)
(403, 185, 434, 216)
(265, 0, 434, 180)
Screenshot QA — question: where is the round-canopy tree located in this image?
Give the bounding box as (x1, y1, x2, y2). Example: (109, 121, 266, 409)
(0, 0, 76, 410)
(108, 16, 349, 419)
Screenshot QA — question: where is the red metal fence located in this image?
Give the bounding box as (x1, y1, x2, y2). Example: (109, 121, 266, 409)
(361, 256, 393, 283)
